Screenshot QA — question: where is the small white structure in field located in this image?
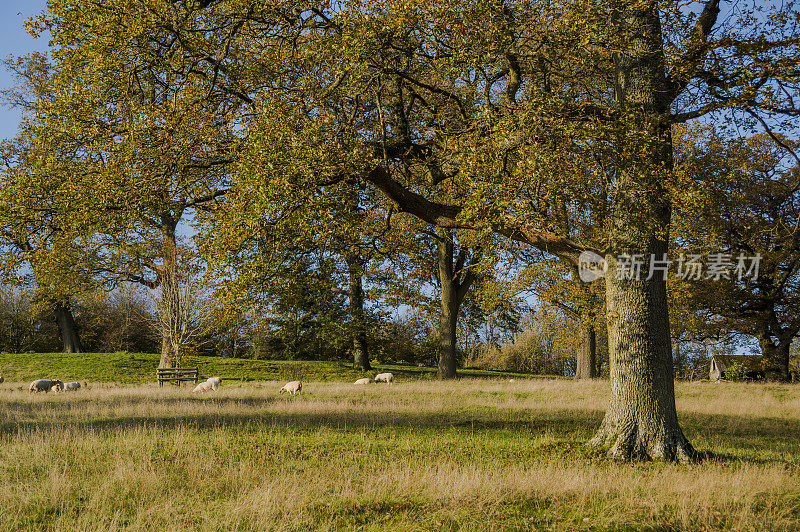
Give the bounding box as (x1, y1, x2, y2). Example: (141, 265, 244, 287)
(29, 379, 58, 393)
(354, 378, 370, 385)
(508, 379, 515, 383)
(63, 382, 81, 392)
(374, 373, 394, 384)
(709, 355, 765, 381)
(279, 380, 302, 395)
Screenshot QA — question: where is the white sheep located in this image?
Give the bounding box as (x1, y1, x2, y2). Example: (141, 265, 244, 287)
(354, 378, 371, 385)
(374, 373, 394, 385)
(29, 379, 58, 393)
(63, 382, 82, 392)
(193, 381, 212, 393)
(193, 377, 222, 393)
(279, 380, 302, 395)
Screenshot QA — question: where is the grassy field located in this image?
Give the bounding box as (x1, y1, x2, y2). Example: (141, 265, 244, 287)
(1, 378, 799, 530)
(0, 352, 539, 384)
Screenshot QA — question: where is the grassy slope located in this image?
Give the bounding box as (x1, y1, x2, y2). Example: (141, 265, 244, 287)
(1, 380, 798, 530)
(0, 352, 540, 384)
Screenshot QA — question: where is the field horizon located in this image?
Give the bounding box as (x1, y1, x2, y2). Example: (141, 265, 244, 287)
(0, 351, 544, 386)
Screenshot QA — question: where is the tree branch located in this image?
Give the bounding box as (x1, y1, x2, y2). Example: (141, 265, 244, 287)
(666, 0, 722, 102)
(364, 166, 598, 264)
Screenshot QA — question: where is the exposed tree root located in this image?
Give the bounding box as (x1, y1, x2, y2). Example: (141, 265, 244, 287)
(589, 420, 698, 463)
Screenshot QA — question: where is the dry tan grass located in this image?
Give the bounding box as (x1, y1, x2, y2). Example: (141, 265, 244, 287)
(1, 379, 798, 530)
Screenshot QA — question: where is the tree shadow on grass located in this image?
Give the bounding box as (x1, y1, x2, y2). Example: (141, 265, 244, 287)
(2, 398, 605, 440)
(681, 412, 800, 440)
(3, 398, 799, 466)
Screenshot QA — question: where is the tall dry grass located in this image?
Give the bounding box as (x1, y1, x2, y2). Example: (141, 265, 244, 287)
(1, 379, 799, 530)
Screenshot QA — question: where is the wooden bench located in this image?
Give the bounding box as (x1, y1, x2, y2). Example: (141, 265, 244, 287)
(157, 367, 199, 387)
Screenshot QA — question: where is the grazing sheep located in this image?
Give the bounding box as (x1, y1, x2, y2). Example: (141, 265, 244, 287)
(63, 382, 81, 392)
(193, 381, 212, 393)
(354, 378, 371, 385)
(29, 379, 58, 393)
(51, 380, 65, 392)
(374, 373, 394, 385)
(193, 377, 222, 393)
(279, 380, 302, 395)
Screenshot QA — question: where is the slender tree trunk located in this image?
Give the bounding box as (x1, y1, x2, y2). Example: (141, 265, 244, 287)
(54, 300, 83, 353)
(160, 335, 173, 368)
(159, 220, 178, 369)
(673, 337, 684, 380)
(589, 8, 695, 461)
(575, 316, 597, 380)
(570, 265, 602, 380)
(346, 253, 371, 371)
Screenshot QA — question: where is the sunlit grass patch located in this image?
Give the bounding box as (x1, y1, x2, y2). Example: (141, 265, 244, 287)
(0, 379, 798, 529)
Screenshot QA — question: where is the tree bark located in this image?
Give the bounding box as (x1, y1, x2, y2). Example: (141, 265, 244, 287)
(438, 268, 459, 380)
(160, 335, 174, 368)
(159, 219, 179, 369)
(346, 252, 371, 371)
(54, 300, 83, 353)
(758, 334, 791, 382)
(436, 230, 478, 380)
(575, 316, 597, 380)
(589, 7, 695, 461)
(673, 337, 685, 380)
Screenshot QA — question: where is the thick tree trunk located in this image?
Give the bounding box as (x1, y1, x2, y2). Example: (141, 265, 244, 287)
(54, 301, 83, 353)
(574, 316, 597, 380)
(346, 253, 371, 371)
(590, 8, 695, 461)
(591, 257, 694, 460)
(758, 335, 791, 382)
(436, 231, 472, 380)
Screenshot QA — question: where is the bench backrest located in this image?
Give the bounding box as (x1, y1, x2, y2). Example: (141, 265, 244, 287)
(157, 368, 198, 375)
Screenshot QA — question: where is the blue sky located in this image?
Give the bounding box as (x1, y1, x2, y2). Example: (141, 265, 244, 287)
(0, 0, 48, 141)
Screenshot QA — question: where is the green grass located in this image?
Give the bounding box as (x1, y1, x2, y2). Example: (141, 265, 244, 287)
(0, 351, 542, 384)
(1, 379, 799, 530)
